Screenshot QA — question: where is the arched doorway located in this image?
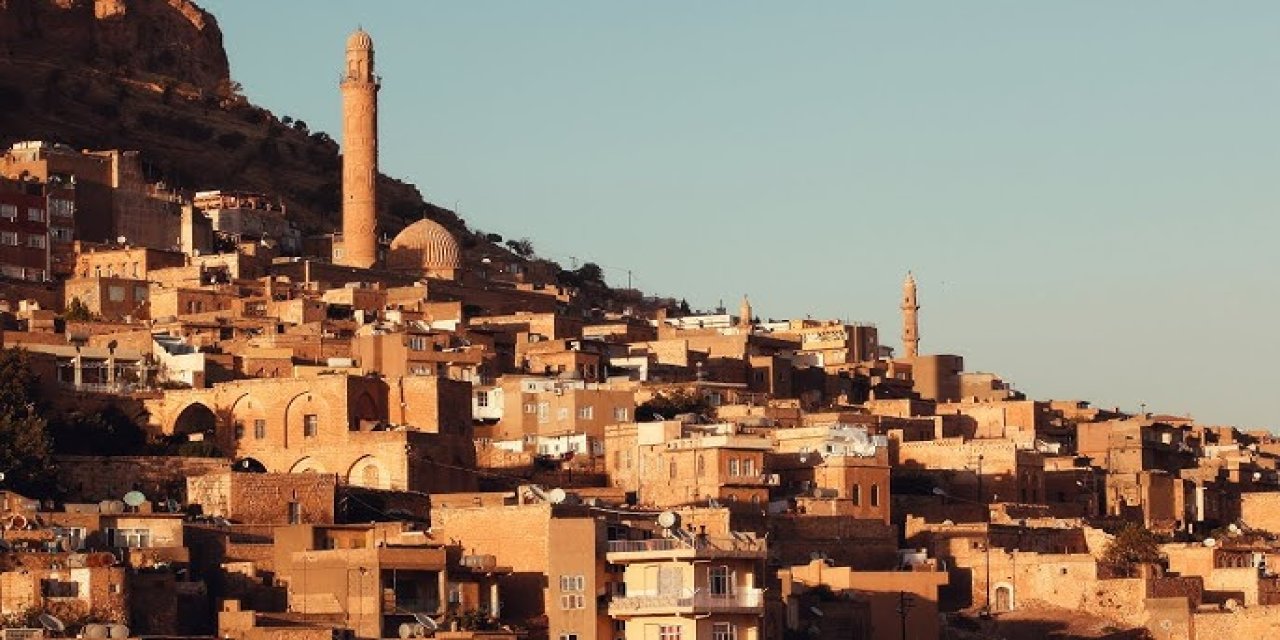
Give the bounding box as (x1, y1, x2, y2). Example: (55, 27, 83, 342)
(289, 457, 326, 474)
(347, 455, 388, 490)
(992, 583, 1015, 613)
(173, 402, 217, 438)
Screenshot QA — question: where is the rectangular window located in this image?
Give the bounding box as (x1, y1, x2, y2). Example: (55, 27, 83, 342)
(303, 414, 318, 437)
(50, 227, 73, 242)
(559, 575, 585, 591)
(559, 594, 585, 610)
(870, 484, 881, 507)
(559, 635, 579, 640)
(108, 286, 126, 302)
(0, 204, 15, 220)
(287, 501, 301, 524)
(614, 407, 629, 422)
(26, 207, 43, 222)
(40, 579, 79, 598)
(524, 403, 536, 414)
(254, 419, 266, 439)
(709, 566, 733, 596)
(108, 528, 151, 549)
(475, 392, 488, 407)
(728, 458, 740, 476)
(135, 286, 149, 301)
(558, 407, 569, 421)
(49, 199, 74, 217)
(234, 422, 245, 439)
(578, 406, 593, 420)
(26, 234, 45, 249)
(0, 231, 16, 246)
(659, 625, 682, 640)
(743, 458, 756, 476)
(712, 623, 736, 640)
(537, 402, 549, 423)
(52, 527, 86, 551)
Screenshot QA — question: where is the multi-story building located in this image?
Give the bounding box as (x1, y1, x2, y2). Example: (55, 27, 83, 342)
(607, 526, 766, 640)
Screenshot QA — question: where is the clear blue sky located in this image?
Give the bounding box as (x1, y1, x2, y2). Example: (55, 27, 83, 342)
(200, 1, 1279, 429)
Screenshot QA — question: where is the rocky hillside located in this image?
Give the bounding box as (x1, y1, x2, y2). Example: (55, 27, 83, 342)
(0, 0, 666, 313)
(0, 0, 457, 236)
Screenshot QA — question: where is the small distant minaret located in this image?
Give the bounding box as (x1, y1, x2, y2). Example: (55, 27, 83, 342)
(901, 272, 919, 359)
(739, 295, 753, 329)
(339, 28, 380, 269)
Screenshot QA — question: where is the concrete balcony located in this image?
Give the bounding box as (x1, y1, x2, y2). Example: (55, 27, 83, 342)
(609, 589, 764, 616)
(606, 536, 766, 562)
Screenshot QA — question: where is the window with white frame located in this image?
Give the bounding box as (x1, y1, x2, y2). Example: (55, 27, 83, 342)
(708, 565, 733, 596)
(1, 231, 18, 246)
(52, 526, 86, 550)
(559, 594, 585, 610)
(49, 199, 74, 217)
(728, 458, 740, 476)
(27, 234, 45, 249)
(658, 625, 682, 640)
(559, 575, 585, 592)
(537, 402, 549, 422)
(475, 391, 488, 407)
(0, 204, 16, 220)
(712, 623, 736, 640)
(108, 528, 151, 548)
(26, 207, 43, 222)
(613, 407, 629, 422)
(578, 406, 593, 420)
(557, 407, 569, 421)
(50, 226, 73, 242)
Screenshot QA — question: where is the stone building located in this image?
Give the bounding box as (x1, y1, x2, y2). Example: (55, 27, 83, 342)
(336, 29, 380, 269)
(145, 373, 477, 493)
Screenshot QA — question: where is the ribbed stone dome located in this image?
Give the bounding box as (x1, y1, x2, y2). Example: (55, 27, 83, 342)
(347, 28, 373, 51)
(386, 218, 461, 276)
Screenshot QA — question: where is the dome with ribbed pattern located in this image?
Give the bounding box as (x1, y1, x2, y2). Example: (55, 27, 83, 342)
(347, 28, 373, 51)
(386, 218, 461, 277)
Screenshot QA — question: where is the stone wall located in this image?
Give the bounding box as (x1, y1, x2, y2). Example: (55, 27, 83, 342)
(57, 454, 229, 503)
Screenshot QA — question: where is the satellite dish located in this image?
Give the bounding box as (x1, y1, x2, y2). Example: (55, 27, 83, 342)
(547, 488, 568, 505)
(1254, 472, 1263, 481)
(117, 236, 127, 244)
(165, 499, 181, 513)
(1229, 524, 1242, 535)
(106, 624, 129, 639)
(0, 471, 6, 482)
(83, 625, 108, 639)
(412, 614, 439, 632)
(397, 623, 417, 639)
(1203, 538, 1217, 548)
(123, 491, 147, 508)
(39, 614, 66, 633)
(657, 511, 680, 530)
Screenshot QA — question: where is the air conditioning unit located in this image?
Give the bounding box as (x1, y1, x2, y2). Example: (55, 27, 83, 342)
(764, 474, 781, 486)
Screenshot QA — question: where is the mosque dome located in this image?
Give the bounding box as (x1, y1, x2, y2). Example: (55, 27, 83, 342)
(347, 28, 373, 51)
(386, 218, 462, 277)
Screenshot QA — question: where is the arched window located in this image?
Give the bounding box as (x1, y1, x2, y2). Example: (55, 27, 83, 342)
(870, 484, 881, 507)
(851, 484, 862, 506)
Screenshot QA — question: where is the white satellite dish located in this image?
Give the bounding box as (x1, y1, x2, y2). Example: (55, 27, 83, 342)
(657, 511, 680, 530)
(1203, 538, 1217, 548)
(82, 624, 108, 639)
(1229, 524, 1242, 535)
(123, 491, 146, 508)
(398, 623, 417, 639)
(39, 614, 65, 634)
(547, 488, 568, 505)
(412, 613, 439, 632)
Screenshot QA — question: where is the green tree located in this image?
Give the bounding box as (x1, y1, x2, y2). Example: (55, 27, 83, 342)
(1101, 524, 1163, 576)
(0, 349, 56, 497)
(577, 262, 605, 284)
(49, 406, 149, 456)
(636, 390, 711, 422)
(64, 296, 93, 322)
(505, 237, 534, 257)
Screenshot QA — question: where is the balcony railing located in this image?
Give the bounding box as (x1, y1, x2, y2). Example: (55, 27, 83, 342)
(606, 535, 766, 555)
(610, 589, 764, 612)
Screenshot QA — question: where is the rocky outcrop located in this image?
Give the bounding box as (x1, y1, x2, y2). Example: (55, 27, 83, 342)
(0, 0, 229, 93)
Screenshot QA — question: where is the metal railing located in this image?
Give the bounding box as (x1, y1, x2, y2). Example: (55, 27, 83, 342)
(610, 589, 763, 611)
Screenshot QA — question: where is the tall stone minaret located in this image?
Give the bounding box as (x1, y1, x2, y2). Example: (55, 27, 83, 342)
(338, 28, 380, 268)
(739, 295, 753, 329)
(901, 272, 920, 359)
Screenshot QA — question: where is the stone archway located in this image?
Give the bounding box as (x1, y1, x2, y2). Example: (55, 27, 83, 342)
(289, 457, 326, 474)
(172, 402, 217, 438)
(347, 455, 389, 490)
